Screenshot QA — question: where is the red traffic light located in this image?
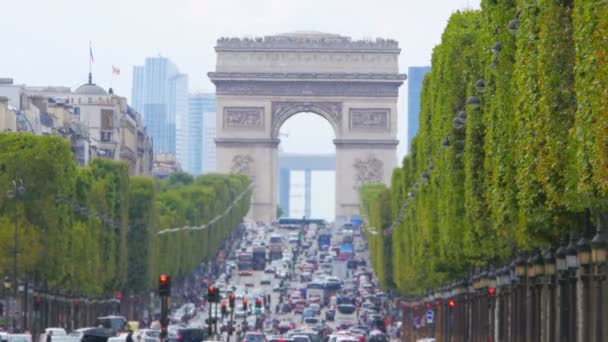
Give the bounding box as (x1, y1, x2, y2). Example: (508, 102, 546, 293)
(488, 287, 496, 296)
(435, 300, 441, 307)
(413, 306, 419, 311)
(426, 303, 431, 309)
(208, 286, 215, 293)
(159, 274, 169, 283)
(34, 297, 42, 304)
(448, 299, 456, 308)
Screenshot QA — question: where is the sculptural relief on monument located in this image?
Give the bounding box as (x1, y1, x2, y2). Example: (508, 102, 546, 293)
(230, 155, 255, 180)
(223, 107, 264, 129)
(353, 154, 384, 190)
(349, 108, 390, 131)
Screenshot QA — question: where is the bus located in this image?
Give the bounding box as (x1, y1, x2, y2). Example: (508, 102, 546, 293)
(334, 304, 358, 327)
(252, 246, 266, 270)
(317, 231, 331, 250)
(306, 281, 327, 306)
(238, 251, 253, 275)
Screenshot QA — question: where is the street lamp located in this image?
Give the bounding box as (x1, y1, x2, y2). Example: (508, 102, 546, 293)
(508, 19, 520, 36)
(475, 79, 485, 93)
(466, 96, 481, 110)
(5, 178, 25, 331)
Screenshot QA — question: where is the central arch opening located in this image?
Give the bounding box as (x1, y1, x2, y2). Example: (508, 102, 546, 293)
(278, 112, 336, 221)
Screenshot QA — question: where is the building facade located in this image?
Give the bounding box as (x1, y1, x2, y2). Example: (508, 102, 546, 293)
(131, 57, 188, 157)
(0, 77, 153, 175)
(201, 96, 216, 174)
(407, 66, 431, 154)
(186, 93, 216, 175)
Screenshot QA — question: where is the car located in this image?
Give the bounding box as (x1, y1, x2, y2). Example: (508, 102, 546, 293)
(39, 328, 67, 342)
(242, 332, 266, 342)
(234, 309, 247, 319)
(325, 309, 335, 321)
(307, 303, 321, 315)
(135, 329, 161, 342)
(264, 266, 275, 274)
(261, 277, 272, 285)
(239, 270, 254, 276)
(302, 317, 321, 326)
(290, 335, 311, 342)
(9, 335, 32, 342)
(267, 337, 294, 342)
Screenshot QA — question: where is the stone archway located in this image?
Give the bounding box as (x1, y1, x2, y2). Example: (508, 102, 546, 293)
(209, 32, 406, 222)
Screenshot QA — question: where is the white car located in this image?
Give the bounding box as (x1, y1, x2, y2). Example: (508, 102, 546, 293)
(39, 329, 67, 342)
(9, 335, 32, 342)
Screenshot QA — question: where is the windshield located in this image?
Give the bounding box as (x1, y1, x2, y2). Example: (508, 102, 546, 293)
(270, 236, 282, 244)
(244, 333, 265, 342)
(368, 334, 388, 342)
(96, 317, 126, 330)
(238, 262, 253, 270)
(337, 304, 356, 314)
(306, 282, 324, 290)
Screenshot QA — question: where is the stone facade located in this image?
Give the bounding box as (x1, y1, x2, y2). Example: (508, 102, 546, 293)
(210, 32, 406, 222)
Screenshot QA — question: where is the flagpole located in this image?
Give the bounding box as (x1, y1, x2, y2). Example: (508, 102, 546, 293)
(89, 41, 92, 75)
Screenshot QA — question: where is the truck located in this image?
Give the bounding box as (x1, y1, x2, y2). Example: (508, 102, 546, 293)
(252, 246, 266, 270)
(269, 243, 283, 261)
(338, 244, 354, 261)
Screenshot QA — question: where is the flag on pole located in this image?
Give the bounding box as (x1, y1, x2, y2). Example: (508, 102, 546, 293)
(112, 66, 120, 75)
(89, 43, 94, 63)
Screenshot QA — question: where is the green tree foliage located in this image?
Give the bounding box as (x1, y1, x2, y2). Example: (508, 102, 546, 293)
(0, 133, 251, 298)
(362, 0, 607, 295)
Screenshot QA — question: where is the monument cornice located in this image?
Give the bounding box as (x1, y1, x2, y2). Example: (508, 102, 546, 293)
(333, 139, 399, 149)
(212, 80, 401, 97)
(215, 35, 400, 53)
(208, 72, 407, 83)
(216, 138, 280, 147)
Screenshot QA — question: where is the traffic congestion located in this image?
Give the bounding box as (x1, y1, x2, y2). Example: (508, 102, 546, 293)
(11, 220, 402, 342)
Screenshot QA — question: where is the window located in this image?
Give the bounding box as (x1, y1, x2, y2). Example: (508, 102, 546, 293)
(101, 110, 114, 129)
(88, 97, 92, 104)
(74, 107, 80, 117)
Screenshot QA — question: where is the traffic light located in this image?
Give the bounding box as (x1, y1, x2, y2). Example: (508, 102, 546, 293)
(221, 301, 227, 317)
(242, 299, 248, 311)
(488, 287, 496, 296)
(207, 286, 216, 303)
(34, 297, 42, 311)
(229, 294, 236, 308)
(158, 274, 171, 297)
(448, 299, 456, 308)
(255, 298, 262, 311)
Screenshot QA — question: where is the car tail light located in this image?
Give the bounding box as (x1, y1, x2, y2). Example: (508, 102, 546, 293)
(177, 334, 184, 341)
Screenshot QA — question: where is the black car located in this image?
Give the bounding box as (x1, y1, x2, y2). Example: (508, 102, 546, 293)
(324, 308, 335, 321)
(168, 328, 207, 342)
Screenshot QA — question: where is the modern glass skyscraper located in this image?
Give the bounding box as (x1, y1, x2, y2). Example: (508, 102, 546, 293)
(131, 57, 187, 155)
(187, 93, 216, 175)
(407, 66, 431, 154)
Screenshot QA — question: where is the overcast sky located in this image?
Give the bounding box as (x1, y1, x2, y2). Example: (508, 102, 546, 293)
(1, 0, 480, 219)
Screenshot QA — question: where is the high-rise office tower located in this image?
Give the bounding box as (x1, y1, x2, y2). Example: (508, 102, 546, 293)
(407, 66, 431, 154)
(187, 93, 216, 175)
(131, 57, 188, 155)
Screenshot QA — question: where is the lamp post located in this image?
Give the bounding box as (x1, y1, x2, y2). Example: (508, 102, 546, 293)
(531, 251, 544, 341)
(543, 248, 556, 342)
(3, 276, 10, 330)
(565, 234, 579, 342)
(514, 254, 527, 341)
(555, 240, 568, 341)
(592, 212, 608, 342)
(577, 213, 593, 342)
(6, 179, 25, 332)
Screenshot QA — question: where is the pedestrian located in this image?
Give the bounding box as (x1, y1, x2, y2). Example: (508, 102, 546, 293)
(126, 328, 134, 342)
(46, 330, 53, 342)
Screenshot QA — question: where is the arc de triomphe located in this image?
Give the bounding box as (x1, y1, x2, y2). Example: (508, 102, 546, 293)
(208, 32, 406, 222)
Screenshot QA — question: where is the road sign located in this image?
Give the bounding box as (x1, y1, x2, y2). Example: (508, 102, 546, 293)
(414, 317, 421, 328)
(426, 309, 434, 324)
